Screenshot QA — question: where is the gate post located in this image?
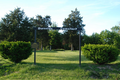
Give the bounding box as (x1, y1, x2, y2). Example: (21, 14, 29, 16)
(79, 30, 81, 66)
(33, 27, 37, 65)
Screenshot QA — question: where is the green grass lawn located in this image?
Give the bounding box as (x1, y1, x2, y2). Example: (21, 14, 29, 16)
(0, 50, 120, 80)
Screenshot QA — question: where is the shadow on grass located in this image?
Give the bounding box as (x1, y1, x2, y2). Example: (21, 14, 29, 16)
(37, 54, 90, 61)
(33, 50, 57, 53)
(0, 59, 120, 79)
(20, 62, 120, 79)
(0, 54, 120, 79)
(0, 60, 16, 77)
(20, 61, 120, 71)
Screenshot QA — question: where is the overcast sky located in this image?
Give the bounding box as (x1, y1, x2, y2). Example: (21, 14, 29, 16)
(0, 0, 120, 35)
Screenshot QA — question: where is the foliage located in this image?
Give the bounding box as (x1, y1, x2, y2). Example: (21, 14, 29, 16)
(49, 30, 62, 49)
(111, 25, 120, 34)
(113, 32, 120, 49)
(89, 33, 101, 44)
(0, 41, 32, 63)
(48, 22, 62, 49)
(81, 34, 90, 46)
(31, 15, 52, 50)
(82, 33, 101, 45)
(82, 44, 120, 65)
(99, 30, 120, 49)
(0, 8, 33, 41)
(63, 8, 85, 51)
(100, 30, 114, 44)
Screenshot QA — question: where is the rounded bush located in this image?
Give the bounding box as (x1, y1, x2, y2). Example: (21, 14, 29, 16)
(82, 44, 120, 65)
(0, 41, 32, 63)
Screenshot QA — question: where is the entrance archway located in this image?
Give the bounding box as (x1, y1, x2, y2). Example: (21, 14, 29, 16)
(33, 27, 82, 66)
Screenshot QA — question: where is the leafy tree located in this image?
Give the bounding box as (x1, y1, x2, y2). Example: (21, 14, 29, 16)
(99, 29, 120, 49)
(89, 33, 101, 44)
(113, 32, 120, 49)
(62, 31, 70, 50)
(49, 31, 62, 49)
(31, 15, 52, 50)
(63, 8, 85, 51)
(49, 22, 62, 50)
(0, 8, 33, 41)
(111, 25, 120, 34)
(100, 30, 114, 44)
(81, 34, 90, 45)
(0, 22, 3, 40)
(81, 33, 101, 46)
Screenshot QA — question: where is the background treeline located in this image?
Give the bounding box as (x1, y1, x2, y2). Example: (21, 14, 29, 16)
(0, 8, 120, 50)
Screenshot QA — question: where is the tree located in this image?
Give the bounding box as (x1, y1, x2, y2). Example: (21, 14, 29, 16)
(0, 8, 33, 41)
(89, 33, 101, 44)
(63, 8, 85, 51)
(0, 22, 3, 40)
(113, 32, 120, 49)
(99, 29, 120, 49)
(32, 15, 52, 50)
(111, 25, 120, 34)
(49, 22, 62, 50)
(100, 30, 114, 44)
(81, 34, 90, 45)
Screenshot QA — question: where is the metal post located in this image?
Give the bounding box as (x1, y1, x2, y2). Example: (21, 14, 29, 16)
(34, 27, 37, 65)
(79, 30, 81, 66)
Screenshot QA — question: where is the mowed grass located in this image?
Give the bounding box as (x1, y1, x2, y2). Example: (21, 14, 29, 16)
(0, 50, 120, 80)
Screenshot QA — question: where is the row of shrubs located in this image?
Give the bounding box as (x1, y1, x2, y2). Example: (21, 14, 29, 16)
(82, 44, 120, 65)
(0, 41, 32, 63)
(0, 41, 119, 64)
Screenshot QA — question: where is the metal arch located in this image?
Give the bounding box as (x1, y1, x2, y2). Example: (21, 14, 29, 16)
(33, 27, 82, 66)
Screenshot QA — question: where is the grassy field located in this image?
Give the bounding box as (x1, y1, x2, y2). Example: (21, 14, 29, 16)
(0, 50, 120, 80)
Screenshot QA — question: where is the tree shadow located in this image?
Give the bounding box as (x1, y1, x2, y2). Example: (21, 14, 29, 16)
(0, 60, 16, 77)
(20, 61, 120, 75)
(0, 54, 120, 79)
(34, 50, 57, 53)
(0, 59, 120, 79)
(39, 54, 90, 61)
(20, 54, 120, 79)
(81, 62, 120, 79)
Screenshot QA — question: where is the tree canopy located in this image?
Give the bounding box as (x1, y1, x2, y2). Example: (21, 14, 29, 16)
(31, 15, 52, 50)
(49, 22, 62, 49)
(111, 25, 120, 34)
(0, 8, 33, 41)
(63, 8, 85, 51)
(0, 7, 119, 50)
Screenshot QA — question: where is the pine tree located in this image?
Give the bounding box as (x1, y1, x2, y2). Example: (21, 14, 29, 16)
(63, 8, 85, 51)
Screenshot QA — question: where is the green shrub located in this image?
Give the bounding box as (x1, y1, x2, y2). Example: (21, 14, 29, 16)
(0, 41, 9, 59)
(0, 41, 32, 63)
(82, 44, 120, 65)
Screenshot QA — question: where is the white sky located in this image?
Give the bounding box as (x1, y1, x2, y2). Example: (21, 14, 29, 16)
(0, 0, 120, 35)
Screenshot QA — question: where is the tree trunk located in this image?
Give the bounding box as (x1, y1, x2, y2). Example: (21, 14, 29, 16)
(41, 41, 43, 51)
(71, 43, 73, 51)
(50, 45, 52, 51)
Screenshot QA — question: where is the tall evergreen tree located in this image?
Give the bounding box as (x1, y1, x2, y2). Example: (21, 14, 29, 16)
(63, 8, 85, 51)
(0, 8, 33, 41)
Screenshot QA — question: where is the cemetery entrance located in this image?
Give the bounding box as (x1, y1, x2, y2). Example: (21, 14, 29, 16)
(33, 27, 82, 66)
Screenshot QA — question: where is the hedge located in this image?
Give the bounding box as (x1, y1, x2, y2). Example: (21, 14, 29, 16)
(0, 41, 32, 63)
(82, 44, 120, 65)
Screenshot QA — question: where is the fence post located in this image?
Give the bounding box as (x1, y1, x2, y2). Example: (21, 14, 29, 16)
(79, 30, 81, 66)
